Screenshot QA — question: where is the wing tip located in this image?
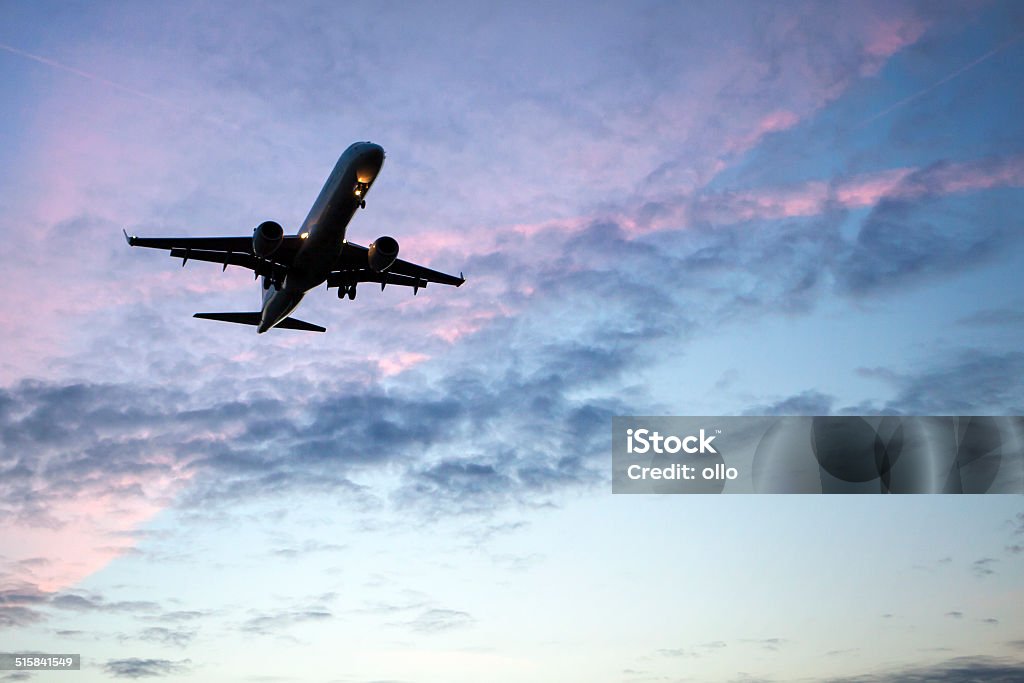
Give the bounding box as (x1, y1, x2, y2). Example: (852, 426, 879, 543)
(123, 228, 136, 246)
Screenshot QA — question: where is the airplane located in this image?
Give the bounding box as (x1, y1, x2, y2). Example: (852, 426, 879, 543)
(124, 141, 465, 333)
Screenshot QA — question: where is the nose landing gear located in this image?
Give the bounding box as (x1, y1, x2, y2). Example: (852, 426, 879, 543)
(354, 182, 369, 209)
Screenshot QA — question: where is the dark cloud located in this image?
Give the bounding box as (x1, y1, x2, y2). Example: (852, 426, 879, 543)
(826, 656, 1024, 683)
(884, 352, 1024, 414)
(944, 611, 963, 619)
(971, 558, 998, 578)
(744, 391, 834, 416)
(833, 164, 1024, 296)
(756, 353, 1024, 416)
(50, 593, 160, 614)
(103, 658, 191, 679)
(0, 583, 49, 629)
(0, 581, 171, 631)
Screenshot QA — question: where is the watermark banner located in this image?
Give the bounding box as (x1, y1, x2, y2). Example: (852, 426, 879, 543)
(611, 416, 1024, 494)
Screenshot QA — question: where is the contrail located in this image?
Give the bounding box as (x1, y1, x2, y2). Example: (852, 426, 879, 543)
(0, 40, 250, 139)
(0, 41, 183, 112)
(858, 30, 1024, 128)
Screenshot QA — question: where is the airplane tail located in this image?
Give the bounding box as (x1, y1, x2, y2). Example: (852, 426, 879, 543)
(193, 312, 326, 332)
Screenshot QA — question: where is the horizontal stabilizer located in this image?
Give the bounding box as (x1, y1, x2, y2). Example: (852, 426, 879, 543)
(275, 317, 326, 332)
(193, 312, 326, 332)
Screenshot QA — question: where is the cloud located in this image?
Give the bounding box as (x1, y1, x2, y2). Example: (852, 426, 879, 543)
(744, 391, 834, 416)
(956, 308, 1024, 327)
(131, 626, 196, 648)
(0, 580, 171, 632)
(825, 656, 1024, 683)
(239, 609, 332, 637)
(239, 594, 336, 637)
(50, 593, 160, 613)
(269, 540, 346, 559)
(741, 638, 787, 651)
(0, 583, 49, 629)
(657, 641, 728, 659)
(833, 161, 1024, 296)
(971, 558, 998, 578)
(403, 608, 474, 633)
(883, 352, 1024, 415)
(103, 658, 191, 679)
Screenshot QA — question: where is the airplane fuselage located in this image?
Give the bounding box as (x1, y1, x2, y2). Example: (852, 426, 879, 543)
(259, 141, 385, 332)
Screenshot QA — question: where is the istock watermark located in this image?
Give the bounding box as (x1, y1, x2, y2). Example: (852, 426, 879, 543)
(626, 427, 718, 454)
(612, 416, 1024, 494)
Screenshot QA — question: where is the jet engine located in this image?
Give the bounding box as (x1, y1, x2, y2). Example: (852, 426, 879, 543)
(367, 236, 399, 272)
(252, 221, 284, 258)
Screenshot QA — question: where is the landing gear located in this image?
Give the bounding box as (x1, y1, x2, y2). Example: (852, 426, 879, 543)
(337, 283, 357, 300)
(354, 182, 369, 209)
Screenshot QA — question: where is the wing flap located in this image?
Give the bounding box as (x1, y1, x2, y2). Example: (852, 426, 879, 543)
(327, 269, 428, 290)
(169, 248, 271, 275)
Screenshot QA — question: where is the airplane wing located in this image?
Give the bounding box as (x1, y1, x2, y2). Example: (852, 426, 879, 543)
(123, 229, 303, 276)
(331, 241, 466, 292)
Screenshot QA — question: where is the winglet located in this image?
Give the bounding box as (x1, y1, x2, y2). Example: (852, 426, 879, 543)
(123, 229, 135, 246)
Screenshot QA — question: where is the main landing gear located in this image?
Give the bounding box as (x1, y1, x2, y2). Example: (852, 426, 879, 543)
(338, 283, 357, 300)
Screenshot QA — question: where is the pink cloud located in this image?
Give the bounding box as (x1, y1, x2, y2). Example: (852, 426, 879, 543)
(860, 17, 929, 76)
(377, 351, 430, 376)
(727, 110, 802, 155)
(432, 309, 501, 344)
(695, 156, 1024, 227)
(864, 17, 928, 59)
(0, 461, 194, 593)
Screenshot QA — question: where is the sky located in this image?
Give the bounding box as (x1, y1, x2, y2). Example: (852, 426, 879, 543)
(0, 1, 1023, 681)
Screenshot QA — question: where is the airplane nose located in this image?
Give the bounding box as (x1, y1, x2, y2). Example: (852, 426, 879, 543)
(361, 143, 384, 165)
(355, 143, 385, 183)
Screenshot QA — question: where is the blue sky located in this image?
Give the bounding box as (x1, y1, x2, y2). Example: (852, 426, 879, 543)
(1, 1, 1023, 681)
